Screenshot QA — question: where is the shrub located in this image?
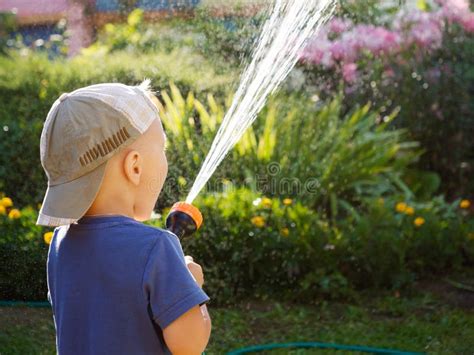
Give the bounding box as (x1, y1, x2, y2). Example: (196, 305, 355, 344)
(299, 0, 474, 197)
(337, 195, 474, 289)
(157, 85, 420, 214)
(1, 188, 472, 303)
(0, 194, 50, 300)
(0, 50, 232, 207)
(147, 188, 474, 304)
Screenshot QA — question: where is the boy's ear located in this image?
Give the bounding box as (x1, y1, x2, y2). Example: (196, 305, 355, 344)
(123, 150, 143, 186)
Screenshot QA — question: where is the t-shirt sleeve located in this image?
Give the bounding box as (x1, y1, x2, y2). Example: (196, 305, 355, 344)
(143, 230, 210, 329)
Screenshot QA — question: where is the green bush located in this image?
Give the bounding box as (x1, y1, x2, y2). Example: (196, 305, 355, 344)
(147, 188, 474, 304)
(337, 195, 474, 290)
(300, 1, 474, 197)
(1, 187, 472, 303)
(0, 195, 50, 301)
(157, 85, 420, 213)
(0, 51, 232, 207)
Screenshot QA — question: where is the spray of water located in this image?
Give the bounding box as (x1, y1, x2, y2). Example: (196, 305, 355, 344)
(186, 0, 336, 203)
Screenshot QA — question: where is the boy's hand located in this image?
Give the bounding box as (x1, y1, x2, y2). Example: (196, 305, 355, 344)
(184, 255, 204, 288)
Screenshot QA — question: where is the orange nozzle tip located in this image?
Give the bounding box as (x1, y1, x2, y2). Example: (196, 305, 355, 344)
(170, 202, 203, 229)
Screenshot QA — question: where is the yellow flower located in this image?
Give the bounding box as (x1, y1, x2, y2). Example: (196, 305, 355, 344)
(44, 231, 54, 245)
(0, 205, 6, 215)
(262, 197, 272, 208)
(460, 199, 471, 209)
(396, 202, 407, 213)
(251, 216, 265, 228)
(8, 208, 21, 219)
(1, 197, 13, 208)
(405, 207, 415, 215)
(283, 198, 293, 206)
(414, 217, 425, 227)
(281, 228, 290, 237)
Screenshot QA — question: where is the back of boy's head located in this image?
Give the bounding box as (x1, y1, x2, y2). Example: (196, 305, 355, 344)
(36, 80, 160, 227)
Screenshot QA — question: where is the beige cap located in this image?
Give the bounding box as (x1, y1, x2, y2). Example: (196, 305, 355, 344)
(36, 80, 159, 227)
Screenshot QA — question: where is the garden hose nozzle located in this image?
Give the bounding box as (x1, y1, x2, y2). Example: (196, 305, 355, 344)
(165, 202, 203, 240)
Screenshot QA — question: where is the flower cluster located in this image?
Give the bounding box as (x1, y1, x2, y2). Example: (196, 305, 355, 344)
(250, 196, 294, 236)
(395, 202, 425, 227)
(0, 195, 21, 219)
(300, 0, 474, 83)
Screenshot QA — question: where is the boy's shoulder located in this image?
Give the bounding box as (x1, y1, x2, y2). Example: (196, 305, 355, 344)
(52, 219, 179, 247)
(130, 222, 179, 244)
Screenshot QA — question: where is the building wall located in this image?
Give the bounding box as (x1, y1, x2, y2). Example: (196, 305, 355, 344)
(1, 0, 201, 55)
(0, 0, 68, 25)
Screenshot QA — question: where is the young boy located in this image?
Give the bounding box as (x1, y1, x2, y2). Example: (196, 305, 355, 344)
(35, 81, 211, 354)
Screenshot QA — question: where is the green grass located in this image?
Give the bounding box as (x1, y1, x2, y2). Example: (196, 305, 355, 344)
(1, 284, 473, 355)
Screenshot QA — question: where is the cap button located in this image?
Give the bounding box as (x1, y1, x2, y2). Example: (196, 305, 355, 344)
(59, 93, 69, 102)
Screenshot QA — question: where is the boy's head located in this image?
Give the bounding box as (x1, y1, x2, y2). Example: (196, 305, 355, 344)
(36, 80, 168, 227)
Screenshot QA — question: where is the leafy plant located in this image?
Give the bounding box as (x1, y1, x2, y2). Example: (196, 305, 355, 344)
(157, 86, 420, 217)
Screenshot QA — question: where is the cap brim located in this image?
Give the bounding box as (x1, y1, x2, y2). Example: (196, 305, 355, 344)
(36, 161, 108, 227)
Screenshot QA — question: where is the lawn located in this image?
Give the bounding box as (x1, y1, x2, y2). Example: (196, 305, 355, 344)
(1, 276, 473, 355)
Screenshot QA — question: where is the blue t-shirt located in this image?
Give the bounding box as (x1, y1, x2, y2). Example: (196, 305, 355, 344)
(47, 214, 210, 355)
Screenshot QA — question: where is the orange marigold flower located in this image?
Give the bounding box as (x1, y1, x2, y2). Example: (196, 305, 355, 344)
(251, 216, 265, 228)
(460, 199, 471, 209)
(0, 205, 6, 215)
(8, 208, 21, 219)
(1, 197, 13, 208)
(44, 232, 54, 245)
(283, 198, 293, 206)
(414, 217, 425, 227)
(395, 202, 407, 213)
(262, 197, 272, 208)
(281, 228, 290, 237)
(405, 207, 415, 215)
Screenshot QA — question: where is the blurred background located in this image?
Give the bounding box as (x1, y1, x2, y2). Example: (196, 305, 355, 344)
(0, 0, 473, 354)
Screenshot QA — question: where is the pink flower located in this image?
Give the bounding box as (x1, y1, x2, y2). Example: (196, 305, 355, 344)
(352, 25, 401, 55)
(337, 32, 360, 61)
(437, 0, 474, 29)
(342, 63, 358, 83)
(329, 41, 346, 61)
(461, 13, 474, 33)
(301, 36, 334, 68)
(436, 0, 469, 10)
(409, 21, 443, 49)
(328, 18, 353, 35)
(439, 5, 465, 23)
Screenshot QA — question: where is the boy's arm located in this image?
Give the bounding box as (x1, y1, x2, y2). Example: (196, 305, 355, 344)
(163, 304, 211, 355)
(143, 235, 211, 354)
